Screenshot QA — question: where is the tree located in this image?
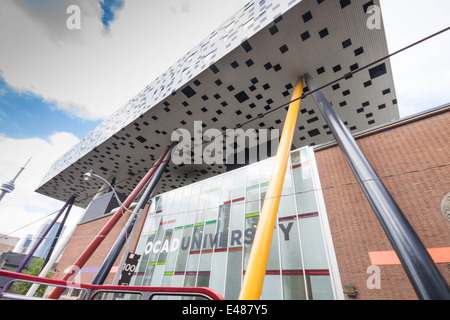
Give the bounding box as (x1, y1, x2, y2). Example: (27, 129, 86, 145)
(9, 258, 53, 297)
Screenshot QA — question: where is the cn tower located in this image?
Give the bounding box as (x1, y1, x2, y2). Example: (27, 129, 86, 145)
(0, 158, 32, 203)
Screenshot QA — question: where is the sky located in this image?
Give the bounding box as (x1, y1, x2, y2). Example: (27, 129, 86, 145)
(0, 0, 449, 244)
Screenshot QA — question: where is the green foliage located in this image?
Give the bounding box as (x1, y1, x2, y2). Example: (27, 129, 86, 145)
(9, 258, 53, 297)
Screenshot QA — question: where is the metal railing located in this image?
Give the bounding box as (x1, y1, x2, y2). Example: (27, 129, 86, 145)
(0, 270, 224, 301)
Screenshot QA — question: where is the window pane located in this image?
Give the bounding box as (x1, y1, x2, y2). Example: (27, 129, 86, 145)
(261, 274, 282, 300)
(299, 216, 328, 269)
(282, 274, 307, 300)
(279, 219, 303, 270)
(310, 275, 334, 300)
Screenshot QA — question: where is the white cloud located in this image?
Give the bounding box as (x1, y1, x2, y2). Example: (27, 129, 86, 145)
(0, 132, 84, 239)
(381, 0, 450, 117)
(0, 0, 250, 121)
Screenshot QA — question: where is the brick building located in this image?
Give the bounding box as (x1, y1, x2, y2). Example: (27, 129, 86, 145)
(37, 0, 449, 300)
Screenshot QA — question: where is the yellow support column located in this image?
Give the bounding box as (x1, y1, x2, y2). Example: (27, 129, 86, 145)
(239, 77, 304, 300)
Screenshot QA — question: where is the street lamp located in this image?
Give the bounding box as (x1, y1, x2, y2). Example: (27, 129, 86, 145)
(83, 170, 133, 214)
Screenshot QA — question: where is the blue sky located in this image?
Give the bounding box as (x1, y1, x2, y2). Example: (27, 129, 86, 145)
(99, 0, 125, 31)
(0, 77, 101, 140)
(0, 0, 250, 238)
(0, 0, 125, 140)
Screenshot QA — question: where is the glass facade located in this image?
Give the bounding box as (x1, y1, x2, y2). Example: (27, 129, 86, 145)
(128, 147, 338, 300)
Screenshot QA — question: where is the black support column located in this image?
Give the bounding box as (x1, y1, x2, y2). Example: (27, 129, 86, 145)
(91, 145, 173, 286)
(305, 74, 449, 300)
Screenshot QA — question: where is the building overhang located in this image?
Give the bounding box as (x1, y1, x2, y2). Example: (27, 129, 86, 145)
(36, 0, 399, 208)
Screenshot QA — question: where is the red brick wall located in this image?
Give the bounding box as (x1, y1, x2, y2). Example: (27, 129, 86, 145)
(51, 204, 148, 287)
(315, 109, 450, 299)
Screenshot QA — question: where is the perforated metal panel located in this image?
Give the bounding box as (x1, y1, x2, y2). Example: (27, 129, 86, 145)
(36, 0, 399, 208)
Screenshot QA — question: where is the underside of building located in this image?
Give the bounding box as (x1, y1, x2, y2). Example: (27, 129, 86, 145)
(30, 0, 449, 300)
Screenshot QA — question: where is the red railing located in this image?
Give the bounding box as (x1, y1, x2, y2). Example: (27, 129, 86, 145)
(0, 270, 224, 300)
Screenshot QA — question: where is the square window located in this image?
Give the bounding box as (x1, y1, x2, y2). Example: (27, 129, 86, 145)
(201, 107, 208, 112)
(201, 95, 209, 101)
(319, 28, 329, 38)
(136, 136, 147, 143)
(242, 40, 253, 52)
(354, 46, 364, 56)
(308, 128, 321, 137)
(333, 65, 342, 73)
(193, 80, 201, 86)
(210, 64, 220, 74)
(231, 61, 239, 69)
(249, 85, 256, 91)
(181, 85, 196, 98)
(235, 91, 250, 103)
(263, 83, 270, 90)
(307, 116, 319, 123)
(227, 85, 235, 92)
(342, 89, 350, 96)
(215, 79, 223, 86)
(246, 59, 254, 67)
(251, 77, 259, 84)
(369, 63, 387, 79)
(279, 44, 289, 54)
(269, 25, 279, 35)
(316, 66, 325, 74)
(302, 11, 313, 23)
(264, 62, 273, 70)
(332, 83, 340, 90)
(274, 15, 283, 23)
(342, 38, 352, 48)
(300, 31, 311, 41)
(274, 64, 282, 71)
(364, 80, 372, 87)
(340, 0, 351, 8)
(339, 101, 347, 107)
(350, 63, 359, 71)
(363, 1, 375, 13)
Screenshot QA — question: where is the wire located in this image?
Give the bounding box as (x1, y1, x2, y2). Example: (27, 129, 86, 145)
(2, 26, 449, 240)
(5, 161, 449, 242)
(0, 209, 61, 240)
